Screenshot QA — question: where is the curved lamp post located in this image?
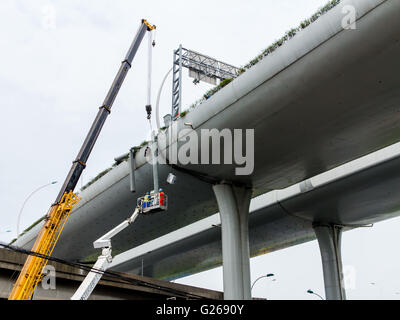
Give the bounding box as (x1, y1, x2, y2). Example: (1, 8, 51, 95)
(370, 282, 383, 299)
(155, 67, 173, 131)
(251, 273, 275, 292)
(16, 181, 57, 237)
(307, 289, 324, 300)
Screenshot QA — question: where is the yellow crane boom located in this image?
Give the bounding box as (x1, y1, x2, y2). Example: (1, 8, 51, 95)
(9, 192, 80, 300)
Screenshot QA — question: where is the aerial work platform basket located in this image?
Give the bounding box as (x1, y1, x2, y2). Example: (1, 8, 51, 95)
(137, 191, 167, 214)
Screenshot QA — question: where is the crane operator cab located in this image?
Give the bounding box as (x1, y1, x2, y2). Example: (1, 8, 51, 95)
(137, 189, 167, 214)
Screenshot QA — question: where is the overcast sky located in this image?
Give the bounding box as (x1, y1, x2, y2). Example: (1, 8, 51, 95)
(1, 0, 399, 300)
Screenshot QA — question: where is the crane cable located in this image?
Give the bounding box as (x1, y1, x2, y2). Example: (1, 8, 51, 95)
(0, 242, 205, 300)
(146, 29, 157, 169)
(145, 29, 154, 130)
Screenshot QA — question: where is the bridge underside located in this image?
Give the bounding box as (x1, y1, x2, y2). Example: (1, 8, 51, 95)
(112, 148, 400, 280)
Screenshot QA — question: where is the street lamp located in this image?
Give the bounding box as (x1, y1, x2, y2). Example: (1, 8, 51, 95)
(16, 181, 58, 237)
(251, 273, 275, 292)
(370, 282, 383, 299)
(307, 289, 324, 300)
(155, 67, 173, 131)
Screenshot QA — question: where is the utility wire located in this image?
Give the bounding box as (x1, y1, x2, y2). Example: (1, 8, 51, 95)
(0, 242, 206, 299)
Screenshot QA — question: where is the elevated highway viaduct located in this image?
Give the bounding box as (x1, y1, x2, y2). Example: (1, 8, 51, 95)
(15, 0, 400, 300)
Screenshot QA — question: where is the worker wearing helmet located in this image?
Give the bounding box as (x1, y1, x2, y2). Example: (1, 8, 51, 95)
(159, 188, 165, 206)
(143, 192, 150, 209)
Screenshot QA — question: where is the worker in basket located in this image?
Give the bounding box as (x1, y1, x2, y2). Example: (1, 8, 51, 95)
(143, 192, 150, 209)
(159, 188, 165, 206)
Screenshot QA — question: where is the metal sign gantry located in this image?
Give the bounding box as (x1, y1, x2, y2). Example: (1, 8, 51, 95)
(171, 45, 239, 120)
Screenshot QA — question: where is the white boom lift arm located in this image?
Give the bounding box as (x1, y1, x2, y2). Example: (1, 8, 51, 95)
(70, 191, 167, 300)
(71, 208, 140, 300)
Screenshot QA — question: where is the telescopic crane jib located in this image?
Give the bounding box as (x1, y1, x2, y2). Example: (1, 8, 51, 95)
(8, 19, 156, 300)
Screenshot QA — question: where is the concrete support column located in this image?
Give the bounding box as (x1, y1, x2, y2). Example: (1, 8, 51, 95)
(213, 183, 252, 300)
(313, 224, 346, 300)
